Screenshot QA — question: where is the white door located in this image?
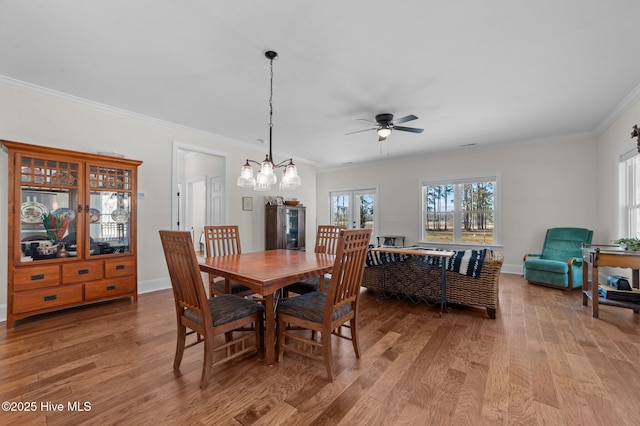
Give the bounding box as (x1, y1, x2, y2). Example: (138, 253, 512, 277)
(187, 177, 206, 250)
(330, 189, 376, 236)
(209, 176, 224, 226)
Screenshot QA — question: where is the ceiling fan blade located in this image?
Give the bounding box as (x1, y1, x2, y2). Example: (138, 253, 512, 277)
(394, 126, 424, 134)
(393, 114, 418, 125)
(346, 127, 377, 135)
(356, 118, 377, 124)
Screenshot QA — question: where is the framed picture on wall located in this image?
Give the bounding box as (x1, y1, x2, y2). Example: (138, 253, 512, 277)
(242, 196, 253, 211)
(276, 196, 284, 205)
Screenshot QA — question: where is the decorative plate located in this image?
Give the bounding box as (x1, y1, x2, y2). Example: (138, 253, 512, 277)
(52, 207, 76, 222)
(111, 208, 129, 224)
(20, 201, 48, 223)
(89, 208, 101, 224)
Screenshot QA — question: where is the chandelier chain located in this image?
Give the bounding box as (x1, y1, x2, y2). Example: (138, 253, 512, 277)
(236, 50, 300, 190)
(269, 57, 274, 131)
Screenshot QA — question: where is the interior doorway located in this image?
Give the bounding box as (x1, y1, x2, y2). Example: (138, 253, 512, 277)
(171, 142, 229, 250)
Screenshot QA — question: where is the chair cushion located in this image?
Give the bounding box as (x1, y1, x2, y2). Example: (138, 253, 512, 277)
(185, 294, 263, 327)
(211, 280, 253, 295)
(285, 279, 319, 295)
(524, 258, 569, 274)
(284, 275, 331, 295)
(277, 292, 352, 323)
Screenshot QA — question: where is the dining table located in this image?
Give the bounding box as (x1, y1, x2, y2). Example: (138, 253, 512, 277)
(198, 249, 335, 365)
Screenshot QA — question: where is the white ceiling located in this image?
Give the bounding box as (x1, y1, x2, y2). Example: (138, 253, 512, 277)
(2, 1, 640, 170)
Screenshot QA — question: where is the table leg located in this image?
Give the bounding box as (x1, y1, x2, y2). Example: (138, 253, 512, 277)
(440, 259, 446, 317)
(592, 264, 599, 318)
(582, 259, 589, 306)
(263, 293, 276, 365)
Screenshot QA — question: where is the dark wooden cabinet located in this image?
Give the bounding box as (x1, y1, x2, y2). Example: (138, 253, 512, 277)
(3, 140, 142, 328)
(265, 205, 305, 250)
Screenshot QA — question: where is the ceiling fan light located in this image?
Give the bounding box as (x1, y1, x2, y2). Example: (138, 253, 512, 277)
(377, 125, 392, 138)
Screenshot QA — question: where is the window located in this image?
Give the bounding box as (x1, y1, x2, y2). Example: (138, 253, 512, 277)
(330, 189, 376, 233)
(421, 176, 498, 245)
(620, 150, 640, 238)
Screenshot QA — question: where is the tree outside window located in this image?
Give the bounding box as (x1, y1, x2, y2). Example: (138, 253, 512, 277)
(422, 178, 496, 245)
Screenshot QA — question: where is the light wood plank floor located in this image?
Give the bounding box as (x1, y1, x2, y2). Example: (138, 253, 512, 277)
(2, 273, 640, 425)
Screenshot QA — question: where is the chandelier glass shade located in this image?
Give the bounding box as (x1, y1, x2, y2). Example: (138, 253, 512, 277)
(237, 50, 301, 191)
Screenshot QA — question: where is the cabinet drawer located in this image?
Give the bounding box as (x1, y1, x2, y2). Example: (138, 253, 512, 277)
(85, 277, 136, 301)
(104, 258, 135, 278)
(13, 284, 83, 314)
(62, 261, 104, 284)
(13, 265, 60, 291)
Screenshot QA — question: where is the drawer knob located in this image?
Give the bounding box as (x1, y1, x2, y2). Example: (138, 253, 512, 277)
(106, 285, 117, 291)
(115, 265, 125, 270)
(30, 274, 45, 281)
(44, 294, 57, 301)
(78, 269, 89, 275)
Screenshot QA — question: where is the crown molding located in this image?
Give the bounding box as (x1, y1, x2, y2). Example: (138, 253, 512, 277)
(0, 74, 223, 137)
(595, 81, 640, 134)
(0, 74, 318, 166)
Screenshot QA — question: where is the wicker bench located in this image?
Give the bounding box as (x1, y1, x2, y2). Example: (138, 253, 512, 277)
(362, 250, 504, 319)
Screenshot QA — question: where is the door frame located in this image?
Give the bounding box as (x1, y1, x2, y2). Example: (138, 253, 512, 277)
(329, 187, 378, 242)
(171, 141, 230, 231)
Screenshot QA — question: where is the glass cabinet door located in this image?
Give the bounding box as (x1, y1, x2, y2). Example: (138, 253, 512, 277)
(87, 163, 134, 257)
(286, 207, 299, 249)
(18, 155, 81, 262)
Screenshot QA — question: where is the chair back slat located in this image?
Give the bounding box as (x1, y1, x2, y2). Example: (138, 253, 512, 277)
(204, 226, 242, 256)
(315, 225, 345, 255)
(159, 231, 212, 328)
(325, 229, 372, 317)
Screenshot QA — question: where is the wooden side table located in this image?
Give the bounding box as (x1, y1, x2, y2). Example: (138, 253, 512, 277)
(581, 244, 640, 318)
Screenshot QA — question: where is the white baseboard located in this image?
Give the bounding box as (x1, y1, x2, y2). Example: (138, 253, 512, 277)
(501, 263, 523, 275)
(138, 277, 172, 294)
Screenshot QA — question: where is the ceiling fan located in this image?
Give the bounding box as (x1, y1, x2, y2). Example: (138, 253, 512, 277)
(346, 113, 424, 141)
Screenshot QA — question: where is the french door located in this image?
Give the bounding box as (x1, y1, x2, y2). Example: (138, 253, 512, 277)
(330, 189, 376, 237)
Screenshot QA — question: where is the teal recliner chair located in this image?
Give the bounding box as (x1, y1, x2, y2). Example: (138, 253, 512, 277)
(523, 227, 593, 290)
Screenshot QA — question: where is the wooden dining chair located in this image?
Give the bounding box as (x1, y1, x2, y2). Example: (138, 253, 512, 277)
(159, 230, 264, 389)
(284, 225, 345, 296)
(203, 225, 254, 298)
(276, 228, 372, 381)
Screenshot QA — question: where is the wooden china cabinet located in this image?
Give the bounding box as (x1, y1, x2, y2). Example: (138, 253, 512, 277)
(265, 204, 306, 251)
(3, 140, 143, 328)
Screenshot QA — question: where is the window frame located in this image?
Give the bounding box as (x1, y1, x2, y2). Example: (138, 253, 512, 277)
(619, 149, 640, 239)
(419, 174, 501, 247)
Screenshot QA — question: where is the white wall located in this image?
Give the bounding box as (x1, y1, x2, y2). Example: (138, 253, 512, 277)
(316, 135, 599, 274)
(0, 82, 317, 318)
(596, 98, 640, 243)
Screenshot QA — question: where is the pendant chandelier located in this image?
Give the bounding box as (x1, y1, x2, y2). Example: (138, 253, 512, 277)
(237, 50, 301, 191)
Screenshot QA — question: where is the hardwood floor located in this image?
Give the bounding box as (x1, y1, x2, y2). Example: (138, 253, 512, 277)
(2, 273, 640, 425)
